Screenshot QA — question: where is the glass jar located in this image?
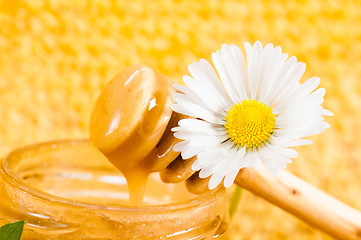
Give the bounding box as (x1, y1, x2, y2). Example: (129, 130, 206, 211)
(0, 140, 228, 239)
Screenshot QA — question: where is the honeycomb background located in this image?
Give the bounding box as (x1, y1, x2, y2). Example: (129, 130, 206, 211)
(0, 0, 360, 239)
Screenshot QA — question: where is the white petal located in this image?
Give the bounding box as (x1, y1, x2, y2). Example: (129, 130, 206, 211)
(173, 140, 208, 159)
(311, 88, 326, 99)
(266, 56, 297, 101)
(181, 145, 201, 159)
(245, 41, 263, 99)
(198, 59, 229, 97)
(280, 139, 313, 147)
(240, 150, 260, 168)
(173, 131, 198, 140)
(171, 103, 223, 124)
(253, 157, 262, 169)
(263, 158, 287, 174)
(173, 141, 188, 152)
(199, 166, 215, 178)
(261, 158, 280, 175)
(261, 146, 293, 164)
(220, 140, 236, 156)
(227, 157, 242, 172)
(208, 173, 224, 189)
(212, 50, 239, 103)
(197, 149, 224, 165)
(192, 159, 202, 171)
(270, 62, 306, 105)
(219, 44, 249, 100)
(185, 67, 227, 112)
(189, 135, 227, 148)
(171, 126, 181, 132)
(172, 91, 219, 117)
(224, 170, 239, 188)
(244, 42, 253, 65)
(193, 59, 233, 108)
(230, 44, 250, 98)
(262, 46, 284, 101)
(173, 84, 193, 94)
(178, 119, 225, 134)
(269, 145, 298, 158)
(173, 129, 226, 152)
(321, 109, 333, 116)
(172, 92, 199, 105)
(172, 85, 225, 124)
(254, 43, 276, 101)
(301, 77, 321, 95)
(213, 156, 232, 175)
(263, 52, 290, 102)
(279, 77, 320, 109)
(182, 75, 221, 112)
(258, 43, 276, 100)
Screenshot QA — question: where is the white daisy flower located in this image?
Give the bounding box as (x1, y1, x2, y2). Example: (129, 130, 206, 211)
(171, 41, 333, 190)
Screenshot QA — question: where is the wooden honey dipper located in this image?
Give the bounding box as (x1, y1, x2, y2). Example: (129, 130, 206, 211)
(89, 65, 361, 239)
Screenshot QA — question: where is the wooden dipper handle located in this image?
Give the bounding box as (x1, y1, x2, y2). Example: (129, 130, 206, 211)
(235, 167, 361, 240)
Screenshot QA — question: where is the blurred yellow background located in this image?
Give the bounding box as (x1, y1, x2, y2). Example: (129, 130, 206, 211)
(0, 0, 360, 239)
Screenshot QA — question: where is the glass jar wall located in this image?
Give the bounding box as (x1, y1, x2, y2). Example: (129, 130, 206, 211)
(0, 140, 228, 239)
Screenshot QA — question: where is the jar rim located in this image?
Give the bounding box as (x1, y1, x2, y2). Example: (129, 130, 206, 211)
(1, 139, 225, 213)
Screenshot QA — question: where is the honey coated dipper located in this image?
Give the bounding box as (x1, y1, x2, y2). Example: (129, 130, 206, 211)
(89, 65, 184, 205)
(89, 65, 361, 239)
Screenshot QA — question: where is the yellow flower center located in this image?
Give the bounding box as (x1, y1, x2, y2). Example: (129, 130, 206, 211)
(224, 100, 275, 149)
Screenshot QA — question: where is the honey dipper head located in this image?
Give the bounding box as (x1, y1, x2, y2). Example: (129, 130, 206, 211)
(89, 65, 156, 153)
(89, 65, 176, 172)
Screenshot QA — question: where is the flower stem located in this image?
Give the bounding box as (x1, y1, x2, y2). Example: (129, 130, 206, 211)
(228, 186, 243, 220)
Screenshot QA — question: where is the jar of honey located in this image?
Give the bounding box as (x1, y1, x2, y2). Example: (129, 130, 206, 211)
(0, 139, 228, 239)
